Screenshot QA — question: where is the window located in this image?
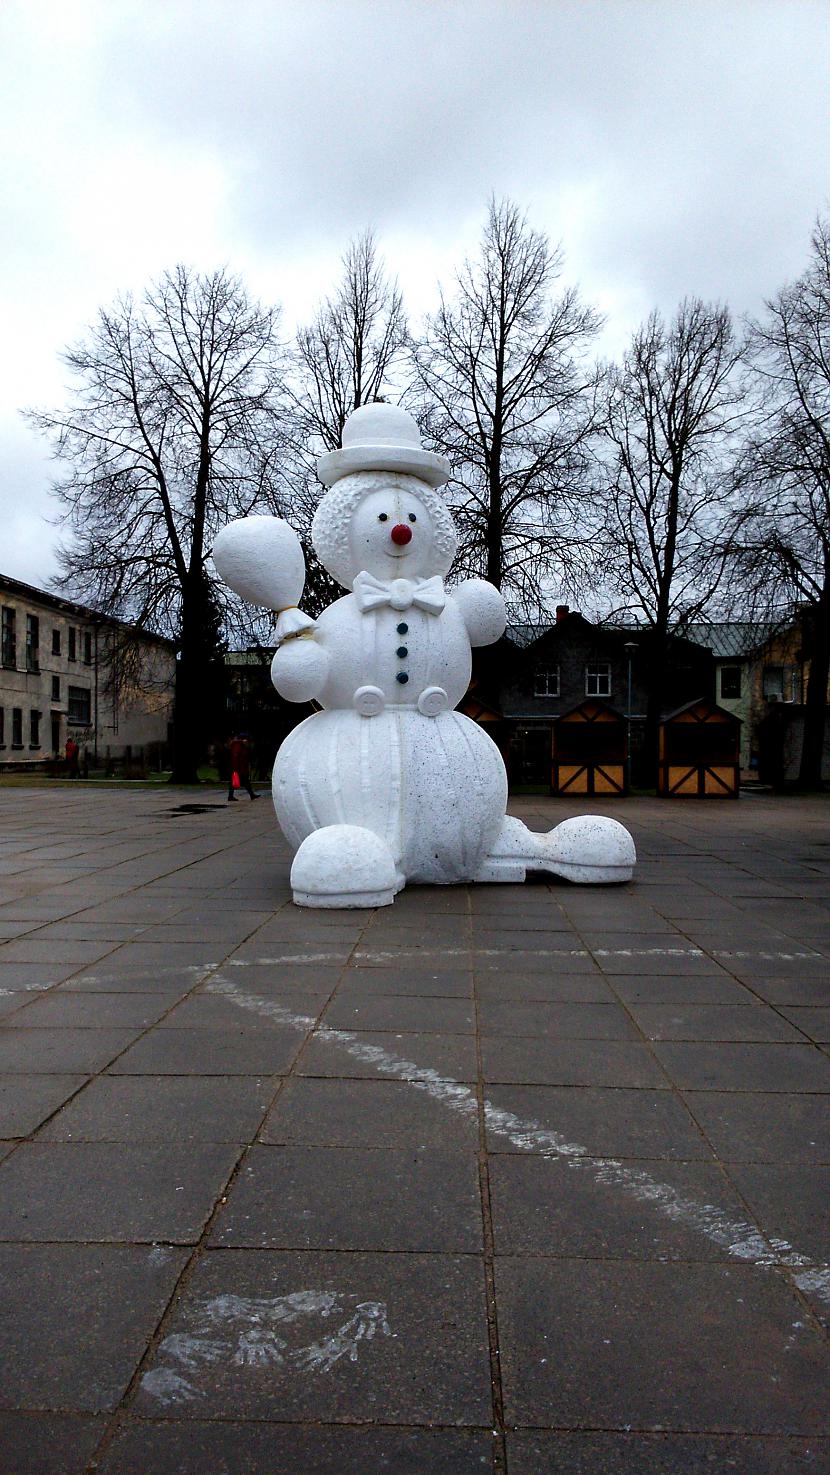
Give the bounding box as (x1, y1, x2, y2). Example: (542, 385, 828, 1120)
(52, 628, 61, 656)
(51, 675, 60, 702)
(83, 630, 93, 666)
(11, 708, 23, 747)
(763, 665, 798, 703)
(30, 710, 41, 748)
(1, 607, 16, 669)
(25, 614, 39, 672)
(67, 686, 91, 725)
(585, 661, 611, 697)
(68, 626, 76, 661)
(534, 664, 560, 697)
(720, 665, 742, 699)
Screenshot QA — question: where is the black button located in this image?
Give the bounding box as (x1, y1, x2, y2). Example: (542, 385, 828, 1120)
(396, 672, 409, 684)
(396, 622, 408, 634)
(396, 646, 408, 658)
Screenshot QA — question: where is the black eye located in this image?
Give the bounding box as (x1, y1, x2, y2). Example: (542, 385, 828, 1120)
(408, 513, 417, 523)
(378, 513, 388, 522)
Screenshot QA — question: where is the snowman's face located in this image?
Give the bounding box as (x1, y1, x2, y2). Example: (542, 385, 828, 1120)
(348, 486, 435, 580)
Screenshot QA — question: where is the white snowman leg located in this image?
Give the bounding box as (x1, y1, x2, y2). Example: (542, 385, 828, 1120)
(290, 824, 403, 909)
(475, 815, 636, 886)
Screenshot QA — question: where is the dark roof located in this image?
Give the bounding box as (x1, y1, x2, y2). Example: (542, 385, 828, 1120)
(0, 573, 175, 648)
(684, 622, 782, 659)
(662, 697, 742, 724)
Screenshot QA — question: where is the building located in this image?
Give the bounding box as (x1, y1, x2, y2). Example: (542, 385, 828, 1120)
(482, 607, 714, 788)
(686, 621, 808, 773)
(0, 575, 176, 771)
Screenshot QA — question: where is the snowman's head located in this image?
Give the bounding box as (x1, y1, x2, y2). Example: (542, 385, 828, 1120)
(311, 471, 458, 589)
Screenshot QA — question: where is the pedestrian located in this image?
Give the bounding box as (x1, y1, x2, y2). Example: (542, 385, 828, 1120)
(227, 732, 258, 802)
(65, 737, 80, 778)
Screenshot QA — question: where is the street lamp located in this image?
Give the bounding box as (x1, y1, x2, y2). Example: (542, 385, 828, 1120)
(624, 642, 638, 793)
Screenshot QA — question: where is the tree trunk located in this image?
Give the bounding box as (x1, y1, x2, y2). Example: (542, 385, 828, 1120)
(169, 578, 207, 785)
(798, 605, 830, 788)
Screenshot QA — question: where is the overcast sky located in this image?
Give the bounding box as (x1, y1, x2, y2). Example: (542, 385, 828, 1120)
(2, 0, 828, 589)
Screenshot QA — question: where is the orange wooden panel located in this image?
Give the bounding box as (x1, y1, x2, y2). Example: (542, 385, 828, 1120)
(556, 765, 588, 793)
(668, 766, 698, 794)
(594, 765, 624, 794)
(704, 766, 737, 795)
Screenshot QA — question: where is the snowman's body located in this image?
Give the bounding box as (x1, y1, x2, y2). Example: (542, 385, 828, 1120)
(213, 404, 636, 908)
(273, 590, 508, 886)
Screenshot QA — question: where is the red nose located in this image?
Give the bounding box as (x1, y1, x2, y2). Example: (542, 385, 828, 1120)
(391, 523, 412, 546)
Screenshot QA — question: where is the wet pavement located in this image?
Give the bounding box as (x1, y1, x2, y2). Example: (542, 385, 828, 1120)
(0, 786, 828, 1473)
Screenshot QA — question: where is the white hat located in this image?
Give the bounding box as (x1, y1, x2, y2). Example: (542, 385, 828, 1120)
(316, 402, 450, 488)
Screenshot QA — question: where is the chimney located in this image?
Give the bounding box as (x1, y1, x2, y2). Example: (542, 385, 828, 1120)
(555, 605, 570, 623)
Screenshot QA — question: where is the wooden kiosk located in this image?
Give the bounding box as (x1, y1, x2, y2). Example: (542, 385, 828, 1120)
(658, 698, 741, 798)
(551, 699, 627, 796)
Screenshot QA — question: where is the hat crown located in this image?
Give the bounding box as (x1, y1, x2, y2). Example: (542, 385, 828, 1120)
(341, 403, 422, 451)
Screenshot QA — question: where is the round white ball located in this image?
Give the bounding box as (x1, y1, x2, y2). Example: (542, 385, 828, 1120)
(213, 516, 305, 611)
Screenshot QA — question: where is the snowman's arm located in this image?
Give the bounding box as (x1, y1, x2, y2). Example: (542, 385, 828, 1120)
(452, 579, 507, 647)
(271, 637, 330, 704)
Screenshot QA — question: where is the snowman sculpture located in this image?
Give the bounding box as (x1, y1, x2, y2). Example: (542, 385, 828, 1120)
(213, 403, 635, 907)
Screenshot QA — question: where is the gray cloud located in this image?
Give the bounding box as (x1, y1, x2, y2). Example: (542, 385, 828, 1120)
(2, 0, 829, 585)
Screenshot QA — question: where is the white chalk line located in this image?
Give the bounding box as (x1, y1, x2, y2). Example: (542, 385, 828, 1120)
(207, 977, 830, 1310)
(226, 944, 823, 965)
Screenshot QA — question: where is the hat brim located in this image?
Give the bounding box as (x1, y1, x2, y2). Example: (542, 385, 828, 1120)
(316, 444, 450, 489)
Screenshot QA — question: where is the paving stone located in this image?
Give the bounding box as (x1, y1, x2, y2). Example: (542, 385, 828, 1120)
(39, 1074, 275, 1142)
(7, 992, 172, 1029)
(158, 992, 327, 1029)
(685, 1090, 830, 1163)
(323, 994, 475, 1033)
(211, 1144, 481, 1252)
(474, 971, 616, 1002)
(497, 1257, 830, 1432)
(490, 1155, 756, 1260)
(478, 1000, 638, 1039)
(0, 1027, 141, 1073)
(653, 1041, 830, 1092)
(134, 1248, 491, 1424)
(483, 1084, 712, 1160)
(0, 1073, 88, 1137)
(100, 1421, 495, 1474)
(0, 1413, 104, 1474)
(0, 1242, 188, 1411)
(0, 962, 88, 991)
(108, 1026, 301, 1075)
(0, 1140, 240, 1241)
(610, 974, 756, 1005)
(336, 965, 473, 996)
(299, 1030, 478, 1081)
(724, 1162, 830, 1265)
(0, 938, 118, 967)
(474, 948, 600, 975)
(481, 1038, 667, 1087)
(261, 1076, 479, 1149)
(629, 1003, 803, 1042)
(778, 1005, 830, 1041)
(506, 1431, 830, 1474)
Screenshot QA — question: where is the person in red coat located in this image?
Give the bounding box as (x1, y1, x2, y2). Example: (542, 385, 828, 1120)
(227, 732, 258, 802)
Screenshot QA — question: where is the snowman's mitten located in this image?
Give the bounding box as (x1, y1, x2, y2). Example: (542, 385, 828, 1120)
(271, 638, 330, 704)
(452, 579, 506, 647)
(275, 607, 316, 646)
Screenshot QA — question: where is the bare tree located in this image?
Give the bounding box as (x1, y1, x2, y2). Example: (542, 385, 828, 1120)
(732, 215, 830, 786)
(414, 196, 601, 616)
(597, 298, 745, 776)
(26, 266, 286, 781)
(285, 229, 408, 610)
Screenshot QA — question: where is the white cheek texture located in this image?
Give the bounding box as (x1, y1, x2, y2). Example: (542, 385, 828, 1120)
(213, 517, 305, 611)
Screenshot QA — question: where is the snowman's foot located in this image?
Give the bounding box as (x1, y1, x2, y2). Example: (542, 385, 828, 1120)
(475, 815, 635, 886)
(291, 824, 403, 909)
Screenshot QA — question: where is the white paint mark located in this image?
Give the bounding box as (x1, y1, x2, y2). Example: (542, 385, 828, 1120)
(147, 1245, 173, 1268)
(207, 976, 830, 1310)
(224, 943, 824, 966)
(143, 1287, 392, 1404)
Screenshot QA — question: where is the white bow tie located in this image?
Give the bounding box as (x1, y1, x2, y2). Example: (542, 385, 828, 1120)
(353, 572, 446, 615)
